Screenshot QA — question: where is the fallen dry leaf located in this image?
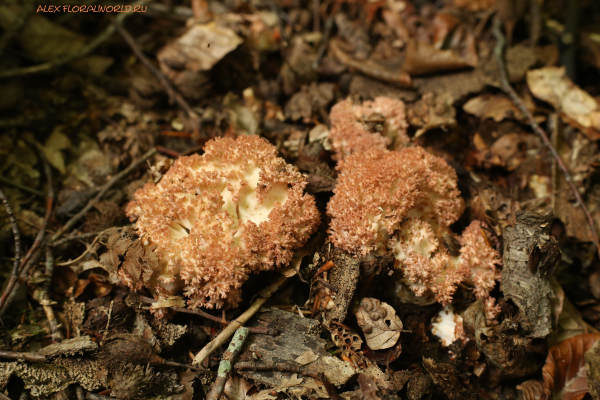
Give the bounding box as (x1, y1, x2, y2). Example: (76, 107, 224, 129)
(158, 22, 243, 73)
(516, 379, 544, 400)
(542, 333, 600, 400)
(453, 0, 495, 11)
(355, 298, 402, 350)
(358, 374, 382, 400)
(463, 93, 534, 122)
(403, 33, 478, 76)
(225, 376, 253, 400)
(527, 66, 600, 141)
(407, 92, 456, 137)
(43, 127, 72, 175)
(586, 339, 600, 400)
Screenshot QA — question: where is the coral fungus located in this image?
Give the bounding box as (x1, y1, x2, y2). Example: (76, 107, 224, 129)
(125, 136, 320, 309)
(329, 97, 409, 160)
(327, 147, 500, 305)
(327, 147, 463, 256)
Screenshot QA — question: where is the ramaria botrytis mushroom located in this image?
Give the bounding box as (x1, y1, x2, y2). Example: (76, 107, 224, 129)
(125, 135, 320, 309)
(327, 147, 501, 305)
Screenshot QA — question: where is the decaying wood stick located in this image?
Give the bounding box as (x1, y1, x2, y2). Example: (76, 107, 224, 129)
(206, 327, 250, 400)
(0, 350, 47, 363)
(193, 272, 290, 366)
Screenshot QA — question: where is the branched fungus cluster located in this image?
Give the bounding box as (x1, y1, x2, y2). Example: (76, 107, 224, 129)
(125, 136, 320, 309)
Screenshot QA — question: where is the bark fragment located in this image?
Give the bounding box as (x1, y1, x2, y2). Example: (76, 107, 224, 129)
(501, 210, 561, 338)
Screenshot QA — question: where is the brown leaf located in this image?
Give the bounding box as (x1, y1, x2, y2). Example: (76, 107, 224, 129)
(517, 380, 544, 400)
(432, 14, 459, 48)
(355, 298, 402, 350)
(224, 376, 253, 400)
(453, 0, 495, 11)
(542, 333, 600, 400)
(463, 94, 532, 122)
(403, 34, 477, 76)
(526, 67, 600, 141)
(358, 374, 382, 400)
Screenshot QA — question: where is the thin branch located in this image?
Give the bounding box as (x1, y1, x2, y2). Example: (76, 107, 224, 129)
(193, 273, 290, 366)
(50, 148, 157, 242)
(113, 21, 198, 120)
(52, 230, 116, 247)
(42, 245, 63, 343)
(0, 349, 46, 363)
(0, 188, 22, 293)
(492, 18, 600, 260)
(56, 227, 120, 266)
(0, 147, 53, 315)
(137, 295, 276, 334)
(0, 0, 148, 79)
(0, 176, 45, 197)
(206, 327, 250, 400)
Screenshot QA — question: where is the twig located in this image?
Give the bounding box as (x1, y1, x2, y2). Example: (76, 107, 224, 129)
(56, 227, 120, 266)
(0, 188, 22, 297)
(236, 361, 321, 380)
(0, 392, 11, 400)
(42, 245, 63, 343)
(193, 273, 290, 366)
(0, 147, 54, 315)
(113, 21, 198, 120)
(313, 14, 335, 70)
(0, 247, 43, 317)
(0, 0, 34, 58)
(329, 38, 412, 87)
(137, 295, 276, 334)
(0, 176, 44, 197)
(492, 18, 600, 260)
(50, 148, 157, 242)
(174, 308, 277, 335)
(155, 145, 181, 158)
(0, 1, 148, 79)
(101, 300, 114, 345)
(206, 327, 250, 400)
(52, 230, 115, 247)
(235, 361, 342, 400)
(0, 349, 47, 363)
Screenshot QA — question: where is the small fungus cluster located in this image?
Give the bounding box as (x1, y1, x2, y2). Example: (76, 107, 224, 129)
(327, 147, 501, 305)
(329, 97, 409, 160)
(125, 136, 320, 309)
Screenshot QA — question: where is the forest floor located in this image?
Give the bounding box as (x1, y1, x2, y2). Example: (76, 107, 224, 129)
(1, 0, 600, 399)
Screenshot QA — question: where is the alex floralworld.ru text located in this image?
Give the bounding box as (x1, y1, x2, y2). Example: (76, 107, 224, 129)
(37, 5, 147, 13)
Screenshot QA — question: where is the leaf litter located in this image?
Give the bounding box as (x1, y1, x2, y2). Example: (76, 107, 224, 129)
(1, 0, 600, 399)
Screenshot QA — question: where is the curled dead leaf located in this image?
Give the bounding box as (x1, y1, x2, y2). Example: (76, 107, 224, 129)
(463, 94, 534, 122)
(517, 380, 544, 400)
(355, 298, 402, 350)
(526, 67, 600, 141)
(542, 333, 600, 400)
(358, 374, 382, 400)
(403, 33, 477, 76)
